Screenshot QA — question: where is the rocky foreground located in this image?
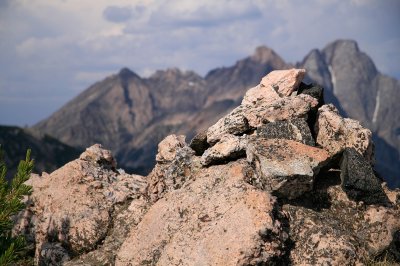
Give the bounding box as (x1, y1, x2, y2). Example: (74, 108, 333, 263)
(15, 69, 400, 265)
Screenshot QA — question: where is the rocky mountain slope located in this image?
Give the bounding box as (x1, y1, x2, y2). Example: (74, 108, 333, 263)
(33, 40, 400, 187)
(0, 125, 81, 180)
(16, 69, 400, 265)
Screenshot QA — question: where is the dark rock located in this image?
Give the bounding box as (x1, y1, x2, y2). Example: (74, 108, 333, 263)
(189, 130, 210, 156)
(256, 118, 315, 146)
(340, 148, 389, 205)
(39, 243, 71, 266)
(297, 82, 324, 108)
(118, 67, 139, 80)
(297, 83, 325, 136)
(382, 230, 400, 261)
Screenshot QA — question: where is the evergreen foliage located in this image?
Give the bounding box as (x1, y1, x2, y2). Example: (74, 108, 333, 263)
(0, 147, 33, 265)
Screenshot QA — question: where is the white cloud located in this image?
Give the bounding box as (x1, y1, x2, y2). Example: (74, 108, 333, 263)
(146, 0, 262, 28)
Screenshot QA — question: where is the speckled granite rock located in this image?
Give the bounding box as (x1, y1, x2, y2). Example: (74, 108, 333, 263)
(14, 144, 147, 265)
(246, 138, 329, 199)
(315, 104, 374, 163)
(206, 105, 250, 144)
(282, 171, 400, 265)
(147, 134, 198, 202)
(259, 68, 306, 97)
(201, 134, 247, 166)
(256, 118, 315, 146)
(116, 160, 290, 265)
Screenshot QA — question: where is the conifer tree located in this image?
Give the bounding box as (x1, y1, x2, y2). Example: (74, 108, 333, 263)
(0, 147, 33, 265)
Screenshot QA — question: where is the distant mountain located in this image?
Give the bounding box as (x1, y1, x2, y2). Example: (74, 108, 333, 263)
(33, 40, 400, 187)
(0, 125, 82, 180)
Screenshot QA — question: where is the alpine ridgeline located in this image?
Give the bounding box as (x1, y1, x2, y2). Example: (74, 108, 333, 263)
(33, 40, 400, 187)
(0, 126, 81, 181)
(16, 69, 400, 265)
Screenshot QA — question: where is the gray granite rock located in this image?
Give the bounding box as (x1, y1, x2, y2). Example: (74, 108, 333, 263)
(247, 138, 329, 199)
(207, 105, 250, 144)
(257, 119, 315, 146)
(201, 134, 247, 166)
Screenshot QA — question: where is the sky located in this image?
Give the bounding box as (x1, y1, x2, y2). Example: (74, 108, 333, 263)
(0, 0, 399, 126)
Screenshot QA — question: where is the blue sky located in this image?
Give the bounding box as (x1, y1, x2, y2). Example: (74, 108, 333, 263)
(0, 0, 399, 126)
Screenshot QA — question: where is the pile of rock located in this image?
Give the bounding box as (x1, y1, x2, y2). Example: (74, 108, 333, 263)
(16, 69, 399, 265)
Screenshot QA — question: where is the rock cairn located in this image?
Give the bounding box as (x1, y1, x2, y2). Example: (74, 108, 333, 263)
(16, 69, 400, 265)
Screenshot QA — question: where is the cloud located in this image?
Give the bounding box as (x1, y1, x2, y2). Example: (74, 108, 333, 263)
(147, 1, 262, 28)
(103, 5, 133, 23)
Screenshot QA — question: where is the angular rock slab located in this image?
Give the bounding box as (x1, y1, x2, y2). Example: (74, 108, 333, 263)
(315, 104, 374, 163)
(241, 84, 280, 107)
(340, 148, 389, 205)
(201, 134, 247, 166)
(19, 144, 146, 265)
(247, 139, 329, 199)
(241, 69, 305, 107)
(256, 118, 315, 146)
(244, 94, 318, 128)
(116, 161, 289, 265)
(207, 105, 249, 144)
(260, 68, 306, 97)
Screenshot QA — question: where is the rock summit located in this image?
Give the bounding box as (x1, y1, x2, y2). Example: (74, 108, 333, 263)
(16, 69, 400, 265)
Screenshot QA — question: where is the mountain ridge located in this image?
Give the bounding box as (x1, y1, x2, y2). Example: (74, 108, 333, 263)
(0, 125, 82, 180)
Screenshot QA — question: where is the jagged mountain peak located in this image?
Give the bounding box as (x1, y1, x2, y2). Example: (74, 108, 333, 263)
(303, 48, 324, 61)
(324, 39, 360, 52)
(322, 39, 378, 76)
(251, 45, 284, 64)
(118, 67, 140, 80)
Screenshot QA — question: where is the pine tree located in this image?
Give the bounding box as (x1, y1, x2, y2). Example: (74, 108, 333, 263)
(0, 147, 33, 265)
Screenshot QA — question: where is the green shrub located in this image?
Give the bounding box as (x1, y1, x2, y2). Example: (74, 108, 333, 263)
(0, 147, 33, 265)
